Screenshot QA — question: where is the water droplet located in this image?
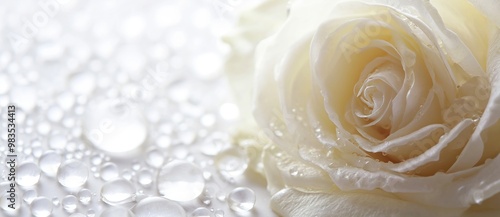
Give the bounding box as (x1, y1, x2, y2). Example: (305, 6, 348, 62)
(17, 162, 41, 187)
(69, 72, 96, 95)
(31, 197, 53, 217)
(100, 206, 136, 217)
(78, 189, 92, 205)
(100, 162, 119, 181)
(83, 100, 147, 154)
(214, 209, 224, 217)
(192, 207, 211, 217)
(62, 195, 78, 212)
(49, 133, 67, 150)
(57, 159, 89, 188)
(227, 187, 255, 212)
(47, 105, 64, 122)
(138, 169, 153, 187)
(146, 149, 164, 168)
(157, 160, 205, 201)
(39, 151, 62, 177)
(23, 189, 37, 204)
(215, 148, 248, 178)
(69, 213, 86, 217)
(101, 178, 136, 205)
(90, 154, 103, 166)
(274, 130, 283, 137)
(52, 197, 60, 206)
(289, 167, 299, 177)
(133, 197, 186, 217)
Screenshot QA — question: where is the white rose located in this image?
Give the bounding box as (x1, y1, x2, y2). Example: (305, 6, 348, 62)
(226, 0, 500, 216)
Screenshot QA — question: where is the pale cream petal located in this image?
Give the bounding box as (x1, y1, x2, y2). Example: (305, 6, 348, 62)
(271, 188, 464, 217)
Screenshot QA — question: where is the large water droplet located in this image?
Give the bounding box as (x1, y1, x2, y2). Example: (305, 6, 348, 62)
(83, 99, 147, 154)
(227, 187, 255, 212)
(31, 197, 53, 217)
(157, 160, 205, 201)
(39, 151, 62, 177)
(57, 159, 89, 188)
(214, 148, 248, 178)
(101, 178, 136, 205)
(17, 162, 41, 187)
(100, 206, 136, 217)
(133, 197, 186, 217)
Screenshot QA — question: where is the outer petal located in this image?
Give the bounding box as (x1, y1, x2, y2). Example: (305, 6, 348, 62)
(271, 188, 464, 217)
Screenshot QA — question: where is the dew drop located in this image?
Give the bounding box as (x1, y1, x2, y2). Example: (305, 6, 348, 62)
(83, 100, 147, 154)
(78, 188, 92, 205)
(52, 197, 60, 206)
(214, 148, 248, 178)
(289, 167, 299, 177)
(100, 162, 119, 181)
(145, 149, 165, 168)
(39, 151, 62, 177)
(17, 162, 41, 187)
(192, 207, 211, 217)
(23, 189, 37, 204)
(214, 209, 224, 217)
(133, 197, 186, 217)
(31, 197, 53, 217)
(62, 195, 78, 212)
(227, 187, 255, 212)
(100, 206, 136, 217)
(138, 169, 153, 187)
(101, 178, 136, 205)
(157, 160, 205, 201)
(57, 159, 89, 188)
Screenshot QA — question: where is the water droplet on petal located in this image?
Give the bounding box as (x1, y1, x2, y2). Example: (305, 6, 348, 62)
(133, 197, 186, 217)
(227, 187, 255, 212)
(157, 160, 205, 201)
(78, 189, 92, 205)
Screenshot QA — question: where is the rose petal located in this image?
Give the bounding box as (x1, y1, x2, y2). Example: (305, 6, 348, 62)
(271, 188, 464, 217)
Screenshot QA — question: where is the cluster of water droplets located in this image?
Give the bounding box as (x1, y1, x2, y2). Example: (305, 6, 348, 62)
(0, 0, 268, 216)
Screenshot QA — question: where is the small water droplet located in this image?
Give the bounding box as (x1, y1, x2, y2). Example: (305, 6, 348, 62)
(192, 207, 211, 217)
(215, 148, 248, 178)
(101, 178, 136, 205)
(17, 162, 41, 187)
(273, 130, 283, 137)
(214, 209, 224, 217)
(78, 189, 92, 205)
(39, 151, 62, 177)
(138, 169, 153, 187)
(157, 160, 205, 201)
(58, 159, 89, 188)
(69, 213, 86, 217)
(100, 162, 119, 181)
(133, 197, 186, 217)
(23, 189, 37, 204)
(52, 197, 59, 206)
(146, 149, 165, 168)
(31, 197, 53, 217)
(227, 187, 255, 212)
(62, 195, 78, 212)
